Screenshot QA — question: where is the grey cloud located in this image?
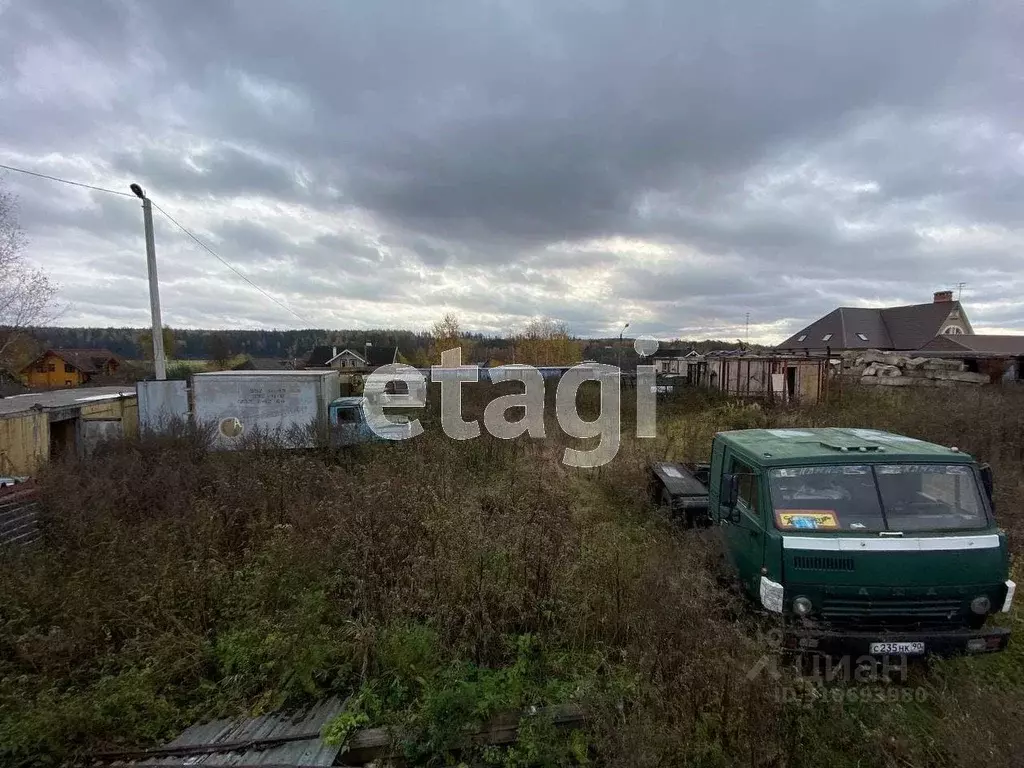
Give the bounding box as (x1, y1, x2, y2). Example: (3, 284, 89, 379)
(214, 220, 293, 258)
(312, 234, 383, 265)
(1, 0, 1022, 337)
(112, 144, 308, 203)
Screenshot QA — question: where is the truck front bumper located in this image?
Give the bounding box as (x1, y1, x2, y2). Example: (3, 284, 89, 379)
(783, 624, 1011, 658)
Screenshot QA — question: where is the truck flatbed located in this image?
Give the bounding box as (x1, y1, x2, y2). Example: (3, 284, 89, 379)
(649, 461, 712, 527)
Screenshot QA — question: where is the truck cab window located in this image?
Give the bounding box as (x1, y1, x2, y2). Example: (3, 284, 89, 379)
(730, 459, 759, 512)
(334, 408, 360, 424)
(768, 465, 885, 531)
(875, 465, 987, 531)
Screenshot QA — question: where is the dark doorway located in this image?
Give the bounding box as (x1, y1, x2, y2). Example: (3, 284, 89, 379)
(49, 419, 77, 461)
(786, 367, 797, 401)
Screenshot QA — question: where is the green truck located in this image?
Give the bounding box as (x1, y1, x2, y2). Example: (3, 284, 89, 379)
(650, 427, 1015, 657)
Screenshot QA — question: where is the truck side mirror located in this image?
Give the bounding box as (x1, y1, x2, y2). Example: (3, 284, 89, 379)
(979, 463, 994, 507)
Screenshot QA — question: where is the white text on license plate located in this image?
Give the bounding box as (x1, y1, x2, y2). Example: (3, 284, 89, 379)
(870, 641, 925, 655)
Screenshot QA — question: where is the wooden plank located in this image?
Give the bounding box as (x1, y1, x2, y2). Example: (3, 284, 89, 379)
(342, 704, 586, 765)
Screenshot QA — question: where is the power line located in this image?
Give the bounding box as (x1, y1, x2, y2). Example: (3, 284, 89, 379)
(1, 160, 311, 325)
(151, 201, 311, 325)
(0, 162, 135, 198)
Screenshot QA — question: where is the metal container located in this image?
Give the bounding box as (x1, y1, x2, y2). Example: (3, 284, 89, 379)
(191, 370, 342, 450)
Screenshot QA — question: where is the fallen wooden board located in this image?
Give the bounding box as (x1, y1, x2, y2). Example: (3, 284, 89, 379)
(339, 703, 587, 765)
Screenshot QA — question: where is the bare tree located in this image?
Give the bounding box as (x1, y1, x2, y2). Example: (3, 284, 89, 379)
(0, 183, 61, 364)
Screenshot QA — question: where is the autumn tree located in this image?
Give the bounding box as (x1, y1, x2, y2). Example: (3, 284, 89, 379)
(511, 317, 583, 366)
(0, 182, 61, 367)
(429, 312, 476, 363)
(139, 327, 177, 361)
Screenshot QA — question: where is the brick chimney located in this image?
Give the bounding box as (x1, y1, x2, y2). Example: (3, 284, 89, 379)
(933, 290, 953, 303)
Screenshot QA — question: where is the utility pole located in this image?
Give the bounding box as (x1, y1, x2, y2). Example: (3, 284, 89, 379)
(130, 183, 166, 380)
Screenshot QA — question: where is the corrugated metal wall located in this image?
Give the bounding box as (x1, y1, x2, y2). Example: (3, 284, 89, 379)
(0, 485, 40, 547)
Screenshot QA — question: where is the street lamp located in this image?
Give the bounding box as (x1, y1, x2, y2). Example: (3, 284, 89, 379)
(130, 183, 166, 380)
(618, 322, 630, 370)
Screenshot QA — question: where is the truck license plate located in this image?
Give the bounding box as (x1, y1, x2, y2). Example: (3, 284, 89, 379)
(869, 641, 925, 655)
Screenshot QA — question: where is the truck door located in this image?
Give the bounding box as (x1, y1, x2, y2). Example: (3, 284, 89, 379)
(331, 405, 364, 446)
(720, 452, 766, 599)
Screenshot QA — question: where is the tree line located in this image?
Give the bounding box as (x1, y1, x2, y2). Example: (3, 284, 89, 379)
(11, 321, 755, 372)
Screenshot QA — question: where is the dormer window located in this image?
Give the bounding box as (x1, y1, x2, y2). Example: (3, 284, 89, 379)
(822, 333, 833, 341)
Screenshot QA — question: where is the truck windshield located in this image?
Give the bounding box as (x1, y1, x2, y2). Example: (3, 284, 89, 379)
(767, 464, 987, 532)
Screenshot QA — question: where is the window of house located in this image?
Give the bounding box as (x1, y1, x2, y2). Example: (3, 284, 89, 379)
(856, 333, 868, 341)
(797, 334, 807, 342)
(822, 333, 833, 342)
(64, 363, 75, 373)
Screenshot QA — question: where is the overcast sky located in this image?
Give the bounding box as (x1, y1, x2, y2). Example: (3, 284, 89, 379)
(1, 0, 1021, 343)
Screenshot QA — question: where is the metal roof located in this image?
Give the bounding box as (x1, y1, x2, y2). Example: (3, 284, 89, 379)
(776, 300, 970, 352)
(192, 370, 338, 377)
(94, 697, 347, 768)
(720, 427, 973, 467)
(0, 386, 136, 417)
(918, 334, 1024, 356)
(330, 396, 366, 406)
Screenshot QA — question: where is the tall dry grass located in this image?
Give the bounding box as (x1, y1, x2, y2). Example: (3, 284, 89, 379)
(0, 381, 1022, 767)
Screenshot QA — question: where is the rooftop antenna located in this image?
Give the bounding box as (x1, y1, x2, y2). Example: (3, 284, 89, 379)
(745, 312, 750, 348)
(956, 282, 967, 300)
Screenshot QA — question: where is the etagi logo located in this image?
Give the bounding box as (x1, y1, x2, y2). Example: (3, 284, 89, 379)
(360, 338, 663, 468)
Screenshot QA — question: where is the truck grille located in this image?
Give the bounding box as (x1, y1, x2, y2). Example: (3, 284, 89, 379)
(792, 555, 855, 572)
(821, 596, 966, 630)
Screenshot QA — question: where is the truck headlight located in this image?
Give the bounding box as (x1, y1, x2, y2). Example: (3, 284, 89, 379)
(792, 596, 813, 617)
(970, 595, 991, 615)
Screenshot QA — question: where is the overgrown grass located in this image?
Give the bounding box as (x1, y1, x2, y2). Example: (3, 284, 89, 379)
(1, 382, 1023, 766)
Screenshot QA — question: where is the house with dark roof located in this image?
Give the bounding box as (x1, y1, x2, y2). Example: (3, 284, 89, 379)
(304, 345, 337, 367)
(776, 290, 974, 355)
(327, 343, 400, 370)
(304, 343, 402, 370)
(19, 349, 121, 389)
(651, 347, 700, 374)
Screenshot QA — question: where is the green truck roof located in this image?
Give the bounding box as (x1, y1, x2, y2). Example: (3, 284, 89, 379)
(718, 427, 973, 467)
